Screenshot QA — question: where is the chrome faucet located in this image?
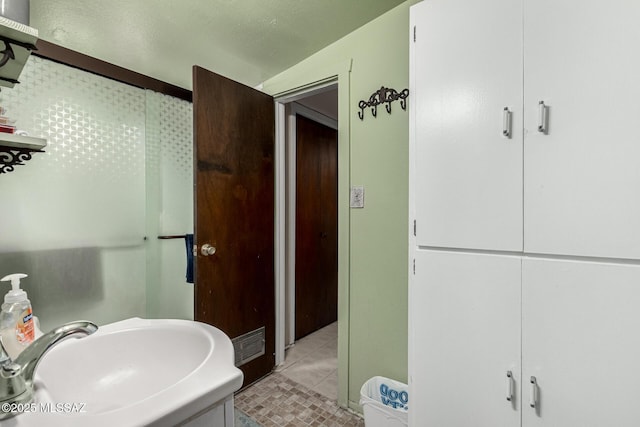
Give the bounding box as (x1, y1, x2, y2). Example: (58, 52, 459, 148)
(0, 320, 98, 420)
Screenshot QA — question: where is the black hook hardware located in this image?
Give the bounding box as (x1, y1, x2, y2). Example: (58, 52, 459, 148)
(358, 86, 409, 120)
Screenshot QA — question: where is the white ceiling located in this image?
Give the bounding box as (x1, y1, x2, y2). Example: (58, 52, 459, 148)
(31, 0, 406, 90)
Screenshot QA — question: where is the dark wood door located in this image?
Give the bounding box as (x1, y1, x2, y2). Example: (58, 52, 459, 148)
(193, 66, 275, 387)
(295, 114, 338, 340)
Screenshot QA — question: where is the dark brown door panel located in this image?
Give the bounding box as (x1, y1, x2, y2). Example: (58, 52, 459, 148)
(193, 66, 275, 386)
(295, 115, 338, 340)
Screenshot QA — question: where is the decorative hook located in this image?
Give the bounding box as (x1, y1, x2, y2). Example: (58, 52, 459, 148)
(358, 86, 409, 120)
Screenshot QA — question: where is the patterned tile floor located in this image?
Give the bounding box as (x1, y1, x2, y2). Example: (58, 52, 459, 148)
(277, 322, 339, 400)
(235, 322, 364, 427)
(235, 372, 364, 427)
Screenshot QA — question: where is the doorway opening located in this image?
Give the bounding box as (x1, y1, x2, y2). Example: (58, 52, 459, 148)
(275, 84, 339, 400)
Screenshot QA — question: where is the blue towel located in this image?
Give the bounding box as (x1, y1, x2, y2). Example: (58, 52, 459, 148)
(185, 234, 194, 284)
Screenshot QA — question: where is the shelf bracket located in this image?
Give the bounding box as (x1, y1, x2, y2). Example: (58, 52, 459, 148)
(0, 146, 44, 174)
(0, 39, 15, 67)
(0, 33, 38, 86)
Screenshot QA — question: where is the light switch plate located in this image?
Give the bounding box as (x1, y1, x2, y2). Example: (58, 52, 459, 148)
(350, 186, 364, 208)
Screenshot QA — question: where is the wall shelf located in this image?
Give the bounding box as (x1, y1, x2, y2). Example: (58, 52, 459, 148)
(0, 134, 47, 174)
(0, 15, 38, 88)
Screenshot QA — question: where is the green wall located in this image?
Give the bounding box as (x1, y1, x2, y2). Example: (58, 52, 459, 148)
(264, 1, 415, 409)
(26, 0, 415, 411)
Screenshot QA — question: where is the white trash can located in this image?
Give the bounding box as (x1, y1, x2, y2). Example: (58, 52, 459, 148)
(359, 376, 408, 427)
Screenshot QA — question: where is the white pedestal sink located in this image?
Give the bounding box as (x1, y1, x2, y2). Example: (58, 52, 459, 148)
(3, 318, 244, 427)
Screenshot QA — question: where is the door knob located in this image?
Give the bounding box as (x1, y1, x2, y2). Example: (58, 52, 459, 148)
(201, 244, 216, 256)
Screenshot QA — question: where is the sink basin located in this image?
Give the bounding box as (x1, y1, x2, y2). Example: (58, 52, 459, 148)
(6, 318, 243, 427)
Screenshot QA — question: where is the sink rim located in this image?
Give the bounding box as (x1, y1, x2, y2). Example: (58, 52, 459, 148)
(36, 318, 217, 413)
(18, 317, 243, 427)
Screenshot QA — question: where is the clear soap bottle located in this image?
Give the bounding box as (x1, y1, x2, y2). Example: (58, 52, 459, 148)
(0, 273, 35, 359)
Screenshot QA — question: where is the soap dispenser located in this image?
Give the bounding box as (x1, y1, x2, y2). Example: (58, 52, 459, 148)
(0, 273, 35, 359)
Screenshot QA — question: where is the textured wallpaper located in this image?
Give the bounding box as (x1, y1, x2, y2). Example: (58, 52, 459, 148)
(0, 56, 146, 251)
(0, 55, 194, 326)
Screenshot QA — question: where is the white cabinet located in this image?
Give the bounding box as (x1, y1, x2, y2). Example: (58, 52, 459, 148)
(410, 253, 640, 426)
(410, 250, 521, 426)
(410, 1, 640, 425)
(522, 258, 640, 427)
(182, 397, 235, 427)
(411, 0, 523, 252)
(523, 0, 640, 259)
(412, 0, 640, 259)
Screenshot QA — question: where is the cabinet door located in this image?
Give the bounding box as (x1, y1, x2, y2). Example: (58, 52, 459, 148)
(522, 258, 640, 426)
(410, 250, 521, 426)
(524, 0, 640, 259)
(411, 0, 523, 251)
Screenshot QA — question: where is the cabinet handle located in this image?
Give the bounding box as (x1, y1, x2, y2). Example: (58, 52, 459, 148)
(538, 101, 549, 134)
(529, 376, 538, 408)
(502, 107, 512, 138)
(506, 371, 513, 402)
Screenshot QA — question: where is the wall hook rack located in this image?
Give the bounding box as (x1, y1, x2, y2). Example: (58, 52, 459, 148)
(358, 86, 409, 120)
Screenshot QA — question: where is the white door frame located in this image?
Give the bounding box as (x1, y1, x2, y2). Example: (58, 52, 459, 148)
(285, 100, 338, 347)
(274, 80, 338, 365)
(271, 60, 351, 407)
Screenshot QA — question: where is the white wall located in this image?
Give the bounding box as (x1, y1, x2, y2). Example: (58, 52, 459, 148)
(145, 92, 194, 320)
(0, 57, 194, 330)
(0, 56, 146, 330)
(264, 1, 415, 409)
